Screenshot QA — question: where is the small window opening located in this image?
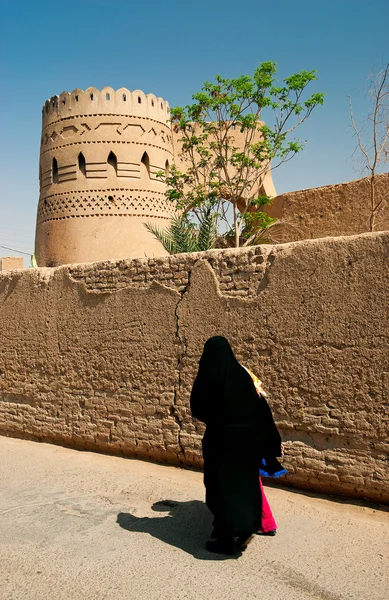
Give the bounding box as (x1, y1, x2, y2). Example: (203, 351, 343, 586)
(90, 93, 94, 100)
(107, 151, 117, 176)
(62, 98, 66, 105)
(187, 125, 192, 132)
(138, 96, 141, 104)
(161, 103, 163, 109)
(151, 99, 154, 107)
(52, 158, 58, 183)
(165, 160, 170, 177)
(75, 95, 78, 102)
(46, 105, 49, 114)
(108, 195, 114, 201)
(106, 93, 110, 100)
(78, 152, 86, 177)
(122, 94, 127, 101)
(140, 152, 150, 178)
(232, 123, 236, 130)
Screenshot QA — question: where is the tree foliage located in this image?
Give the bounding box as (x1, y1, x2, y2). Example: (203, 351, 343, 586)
(158, 61, 324, 248)
(145, 211, 217, 254)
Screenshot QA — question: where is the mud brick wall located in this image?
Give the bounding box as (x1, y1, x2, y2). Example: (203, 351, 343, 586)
(0, 232, 388, 503)
(267, 173, 389, 243)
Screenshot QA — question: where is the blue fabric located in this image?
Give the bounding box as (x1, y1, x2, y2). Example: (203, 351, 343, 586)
(259, 457, 288, 478)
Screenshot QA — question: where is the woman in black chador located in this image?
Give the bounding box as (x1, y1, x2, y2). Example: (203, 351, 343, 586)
(190, 336, 283, 555)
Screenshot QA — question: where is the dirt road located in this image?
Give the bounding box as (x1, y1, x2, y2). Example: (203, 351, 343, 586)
(0, 436, 387, 600)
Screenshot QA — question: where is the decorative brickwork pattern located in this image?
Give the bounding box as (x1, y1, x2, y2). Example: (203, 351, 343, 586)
(35, 86, 277, 266)
(37, 190, 173, 223)
(67, 246, 271, 296)
(36, 87, 175, 266)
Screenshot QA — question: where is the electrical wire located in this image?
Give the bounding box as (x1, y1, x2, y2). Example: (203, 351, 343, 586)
(0, 245, 32, 257)
(0, 226, 34, 234)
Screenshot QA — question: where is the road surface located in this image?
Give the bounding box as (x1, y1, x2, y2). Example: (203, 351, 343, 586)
(0, 436, 387, 600)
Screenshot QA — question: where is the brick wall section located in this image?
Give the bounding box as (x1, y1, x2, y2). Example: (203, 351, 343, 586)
(267, 173, 389, 242)
(67, 246, 270, 297)
(0, 232, 388, 503)
(0, 257, 24, 271)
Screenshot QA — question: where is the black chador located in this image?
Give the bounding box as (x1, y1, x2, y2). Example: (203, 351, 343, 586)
(190, 336, 282, 553)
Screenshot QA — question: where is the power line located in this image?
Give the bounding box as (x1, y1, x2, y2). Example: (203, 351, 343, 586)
(0, 237, 34, 248)
(0, 230, 34, 239)
(0, 226, 34, 235)
(0, 245, 32, 257)
(0, 237, 34, 247)
(0, 241, 34, 250)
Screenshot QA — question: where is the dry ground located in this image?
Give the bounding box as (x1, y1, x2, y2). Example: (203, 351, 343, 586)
(0, 436, 387, 600)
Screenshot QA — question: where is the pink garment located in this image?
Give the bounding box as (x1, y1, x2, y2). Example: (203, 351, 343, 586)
(259, 477, 277, 532)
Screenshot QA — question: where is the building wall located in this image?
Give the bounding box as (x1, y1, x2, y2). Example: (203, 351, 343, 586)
(1, 232, 388, 502)
(266, 173, 389, 242)
(36, 87, 277, 266)
(36, 87, 175, 266)
(0, 257, 24, 271)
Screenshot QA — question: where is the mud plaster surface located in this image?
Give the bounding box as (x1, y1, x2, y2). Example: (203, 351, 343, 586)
(0, 231, 388, 502)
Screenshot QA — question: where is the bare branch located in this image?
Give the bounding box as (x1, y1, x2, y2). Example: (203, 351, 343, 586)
(348, 95, 373, 171)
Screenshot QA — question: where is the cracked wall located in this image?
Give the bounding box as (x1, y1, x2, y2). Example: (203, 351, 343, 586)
(0, 232, 388, 503)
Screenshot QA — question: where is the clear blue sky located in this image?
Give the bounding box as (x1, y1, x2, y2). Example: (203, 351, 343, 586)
(0, 0, 388, 260)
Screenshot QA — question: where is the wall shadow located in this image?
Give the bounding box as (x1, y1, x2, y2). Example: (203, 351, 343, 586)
(117, 499, 242, 561)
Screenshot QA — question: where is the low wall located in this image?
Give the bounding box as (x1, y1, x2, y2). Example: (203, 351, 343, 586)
(0, 232, 388, 502)
(0, 257, 24, 271)
(268, 173, 389, 242)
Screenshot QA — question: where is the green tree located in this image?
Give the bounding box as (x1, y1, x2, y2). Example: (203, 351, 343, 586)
(145, 210, 217, 254)
(160, 61, 324, 248)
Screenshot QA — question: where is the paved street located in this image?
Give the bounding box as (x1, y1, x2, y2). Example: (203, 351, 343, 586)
(0, 435, 387, 600)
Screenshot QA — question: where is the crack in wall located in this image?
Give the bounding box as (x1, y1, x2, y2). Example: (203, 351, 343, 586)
(171, 268, 193, 459)
(257, 249, 275, 293)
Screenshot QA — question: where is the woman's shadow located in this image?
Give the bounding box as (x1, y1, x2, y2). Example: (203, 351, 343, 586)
(117, 500, 242, 561)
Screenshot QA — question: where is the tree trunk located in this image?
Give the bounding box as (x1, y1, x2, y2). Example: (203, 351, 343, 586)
(233, 202, 240, 248)
(370, 174, 376, 232)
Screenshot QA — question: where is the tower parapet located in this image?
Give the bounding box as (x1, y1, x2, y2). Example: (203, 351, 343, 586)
(42, 87, 170, 128)
(36, 87, 174, 266)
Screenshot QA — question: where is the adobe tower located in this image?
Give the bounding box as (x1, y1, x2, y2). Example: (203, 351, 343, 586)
(35, 87, 174, 266)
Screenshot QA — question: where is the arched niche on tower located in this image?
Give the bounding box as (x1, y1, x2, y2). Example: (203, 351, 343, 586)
(101, 86, 115, 105)
(113, 87, 132, 117)
(132, 90, 147, 116)
(148, 93, 158, 111)
(84, 86, 99, 103)
(78, 152, 86, 177)
(52, 158, 58, 184)
(107, 151, 118, 177)
(140, 151, 150, 180)
(58, 91, 71, 109)
(71, 88, 83, 103)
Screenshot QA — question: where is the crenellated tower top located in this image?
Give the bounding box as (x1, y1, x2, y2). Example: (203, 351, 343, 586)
(42, 86, 171, 128)
(36, 85, 175, 266)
